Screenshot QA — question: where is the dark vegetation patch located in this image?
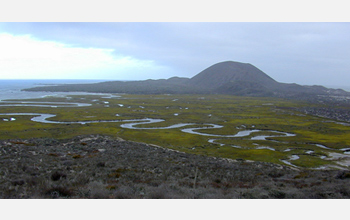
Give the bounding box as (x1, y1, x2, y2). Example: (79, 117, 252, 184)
(1, 135, 350, 199)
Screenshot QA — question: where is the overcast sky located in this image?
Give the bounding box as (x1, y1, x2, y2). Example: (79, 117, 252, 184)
(0, 22, 350, 87)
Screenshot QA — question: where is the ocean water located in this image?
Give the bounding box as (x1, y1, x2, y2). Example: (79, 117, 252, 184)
(0, 79, 106, 101)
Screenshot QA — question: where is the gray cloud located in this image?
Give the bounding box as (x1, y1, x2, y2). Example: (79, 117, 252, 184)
(1, 22, 349, 87)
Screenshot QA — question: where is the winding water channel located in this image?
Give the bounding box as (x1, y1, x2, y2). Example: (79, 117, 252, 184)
(0, 94, 348, 169)
(0, 110, 345, 169)
(0, 101, 91, 108)
(0, 112, 294, 139)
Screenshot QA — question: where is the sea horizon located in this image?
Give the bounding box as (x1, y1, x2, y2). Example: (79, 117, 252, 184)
(0, 79, 117, 101)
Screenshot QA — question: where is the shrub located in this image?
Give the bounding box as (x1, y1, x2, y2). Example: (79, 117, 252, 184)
(96, 162, 106, 167)
(294, 172, 309, 179)
(11, 179, 25, 186)
(108, 172, 121, 178)
(87, 182, 110, 199)
(146, 188, 169, 199)
(335, 185, 350, 197)
(72, 154, 83, 159)
(335, 171, 350, 180)
(268, 190, 286, 199)
(113, 186, 135, 199)
(51, 171, 67, 181)
(45, 186, 74, 198)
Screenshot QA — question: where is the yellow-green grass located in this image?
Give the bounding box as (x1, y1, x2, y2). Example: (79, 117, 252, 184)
(1, 94, 350, 169)
(289, 155, 336, 168)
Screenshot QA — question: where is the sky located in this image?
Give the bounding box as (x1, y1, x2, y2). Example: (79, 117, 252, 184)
(0, 22, 350, 87)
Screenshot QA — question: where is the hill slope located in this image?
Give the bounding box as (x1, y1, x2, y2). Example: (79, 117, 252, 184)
(3, 135, 350, 199)
(189, 61, 278, 90)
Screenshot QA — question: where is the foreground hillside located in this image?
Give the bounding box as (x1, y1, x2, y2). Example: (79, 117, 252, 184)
(1, 135, 350, 199)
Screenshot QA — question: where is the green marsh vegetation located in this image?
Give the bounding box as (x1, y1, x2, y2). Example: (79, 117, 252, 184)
(1, 94, 350, 169)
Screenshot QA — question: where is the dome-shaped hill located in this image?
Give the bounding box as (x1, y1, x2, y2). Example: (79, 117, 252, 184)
(189, 61, 278, 90)
(24, 60, 350, 100)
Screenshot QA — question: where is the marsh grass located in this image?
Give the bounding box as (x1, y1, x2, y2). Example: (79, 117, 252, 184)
(1, 94, 350, 169)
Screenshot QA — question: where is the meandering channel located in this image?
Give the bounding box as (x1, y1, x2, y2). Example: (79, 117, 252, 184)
(0, 113, 294, 139)
(0, 101, 91, 108)
(1, 93, 348, 169)
(0, 112, 342, 169)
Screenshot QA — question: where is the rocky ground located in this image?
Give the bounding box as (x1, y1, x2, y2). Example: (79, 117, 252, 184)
(297, 106, 350, 123)
(1, 135, 350, 199)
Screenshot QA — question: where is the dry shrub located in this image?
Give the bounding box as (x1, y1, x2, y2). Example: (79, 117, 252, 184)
(268, 189, 286, 199)
(11, 179, 25, 186)
(335, 185, 350, 197)
(96, 162, 105, 167)
(113, 186, 135, 199)
(51, 171, 67, 181)
(335, 171, 350, 180)
(45, 186, 74, 198)
(145, 185, 170, 199)
(87, 181, 110, 199)
(72, 154, 83, 159)
(108, 172, 121, 178)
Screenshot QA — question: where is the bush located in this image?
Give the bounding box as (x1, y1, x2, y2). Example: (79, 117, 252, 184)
(268, 190, 286, 199)
(45, 186, 74, 198)
(335, 171, 350, 180)
(145, 185, 170, 199)
(51, 171, 67, 181)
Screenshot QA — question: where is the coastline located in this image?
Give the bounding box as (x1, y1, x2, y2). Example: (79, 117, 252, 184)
(0, 79, 108, 101)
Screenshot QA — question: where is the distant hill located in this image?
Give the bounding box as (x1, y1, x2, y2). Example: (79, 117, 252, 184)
(24, 61, 350, 102)
(189, 61, 278, 89)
